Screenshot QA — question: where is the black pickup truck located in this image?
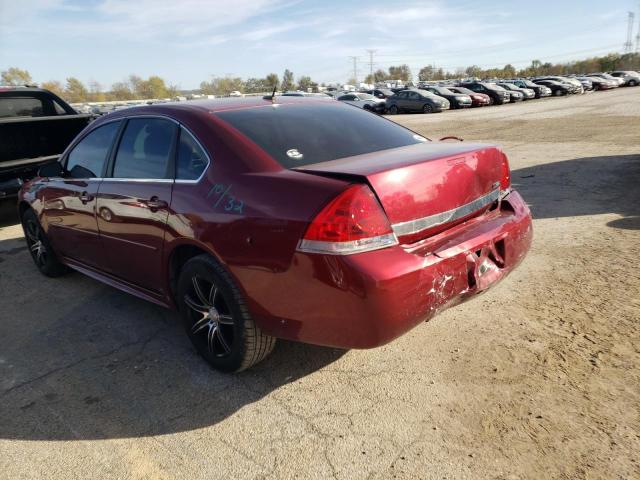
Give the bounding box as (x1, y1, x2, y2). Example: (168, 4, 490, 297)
(0, 86, 93, 199)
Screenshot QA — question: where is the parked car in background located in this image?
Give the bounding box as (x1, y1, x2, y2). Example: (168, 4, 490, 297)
(421, 85, 472, 109)
(364, 88, 396, 99)
(506, 79, 552, 98)
(336, 92, 386, 113)
(18, 96, 532, 372)
(447, 86, 491, 106)
(533, 79, 573, 96)
(458, 82, 510, 105)
(587, 73, 624, 87)
(577, 76, 616, 91)
(489, 83, 523, 102)
(608, 71, 640, 86)
(570, 76, 594, 91)
(385, 88, 450, 114)
(497, 83, 535, 100)
(0, 86, 93, 199)
(534, 76, 583, 94)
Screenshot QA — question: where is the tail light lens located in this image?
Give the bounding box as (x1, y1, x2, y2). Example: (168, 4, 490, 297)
(297, 184, 398, 255)
(500, 152, 511, 191)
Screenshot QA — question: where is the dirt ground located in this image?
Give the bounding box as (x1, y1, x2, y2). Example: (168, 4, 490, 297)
(0, 87, 638, 480)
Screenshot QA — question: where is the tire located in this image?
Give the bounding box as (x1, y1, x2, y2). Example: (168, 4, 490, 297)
(21, 208, 68, 277)
(629, 80, 638, 87)
(177, 254, 276, 372)
(487, 96, 495, 106)
(422, 103, 433, 114)
(387, 105, 398, 115)
(554, 89, 564, 96)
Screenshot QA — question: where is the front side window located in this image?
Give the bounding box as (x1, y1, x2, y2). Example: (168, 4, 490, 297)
(113, 118, 176, 179)
(66, 121, 121, 178)
(176, 127, 208, 180)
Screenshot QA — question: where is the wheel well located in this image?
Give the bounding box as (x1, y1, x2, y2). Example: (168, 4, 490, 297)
(168, 244, 210, 300)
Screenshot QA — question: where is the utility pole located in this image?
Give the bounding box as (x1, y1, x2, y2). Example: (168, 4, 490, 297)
(348, 56, 358, 84)
(366, 49, 376, 79)
(624, 11, 635, 53)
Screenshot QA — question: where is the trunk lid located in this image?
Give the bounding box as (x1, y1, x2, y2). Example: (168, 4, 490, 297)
(295, 142, 507, 243)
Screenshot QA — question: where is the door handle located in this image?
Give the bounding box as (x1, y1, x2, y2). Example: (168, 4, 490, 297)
(79, 191, 93, 203)
(146, 196, 168, 210)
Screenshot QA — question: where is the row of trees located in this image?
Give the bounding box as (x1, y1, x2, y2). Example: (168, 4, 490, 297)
(0, 67, 319, 102)
(417, 52, 640, 82)
(3, 52, 639, 103)
(0, 68, 178, 102)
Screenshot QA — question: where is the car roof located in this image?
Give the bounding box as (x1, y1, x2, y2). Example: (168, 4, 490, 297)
(98, 96, 335, 118)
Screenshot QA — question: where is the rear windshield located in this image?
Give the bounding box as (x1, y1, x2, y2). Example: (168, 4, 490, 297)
(216, 102, 423, 168)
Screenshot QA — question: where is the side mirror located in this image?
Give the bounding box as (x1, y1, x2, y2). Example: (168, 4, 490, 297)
(38, 162, 64, 178)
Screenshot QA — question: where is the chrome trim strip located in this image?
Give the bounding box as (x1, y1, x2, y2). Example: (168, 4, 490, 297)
(297, 233, 398, 255)
(101, 178, 174, 183)
(391, 188, 500, 237)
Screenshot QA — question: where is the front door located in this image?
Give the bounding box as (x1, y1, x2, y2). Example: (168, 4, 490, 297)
(96, 117, 177, 293)
(42, 121, 122, 269)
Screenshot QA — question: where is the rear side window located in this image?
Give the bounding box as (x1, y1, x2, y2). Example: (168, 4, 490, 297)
(113, 118, 177, 179)
(0, 97, 45, 118)
(216, 103, 422, 168)
(176, 127, 208, 180)
(66, 121, 121, 178)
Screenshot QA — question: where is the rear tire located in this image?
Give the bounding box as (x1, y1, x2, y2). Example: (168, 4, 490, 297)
(387, 105, 398, 115)
(21, 209, 68, 277)
(177, 254, 276, 372)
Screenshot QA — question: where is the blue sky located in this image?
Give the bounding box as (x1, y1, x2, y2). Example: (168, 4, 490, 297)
(0, 0, 636, 89)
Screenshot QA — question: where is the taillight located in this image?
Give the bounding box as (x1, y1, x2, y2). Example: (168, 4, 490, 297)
(297, 184, 398, 255)
(500, 152, 511, 191)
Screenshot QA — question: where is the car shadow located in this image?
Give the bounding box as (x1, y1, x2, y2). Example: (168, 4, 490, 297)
(0, 199, 20, 228)
(511, 154, 640, 230)
(0, 241, 346, 441)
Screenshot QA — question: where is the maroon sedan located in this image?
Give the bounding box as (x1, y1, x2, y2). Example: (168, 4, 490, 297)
(448, 87, 491, 107)
(18, 97, 532, 372)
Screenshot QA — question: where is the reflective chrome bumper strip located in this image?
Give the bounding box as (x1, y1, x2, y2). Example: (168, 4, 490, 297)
(391, 187, 501, 237)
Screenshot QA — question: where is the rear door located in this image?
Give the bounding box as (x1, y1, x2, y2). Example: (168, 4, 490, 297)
(42, 120, 121, 269)
(96, 116, 177, 293)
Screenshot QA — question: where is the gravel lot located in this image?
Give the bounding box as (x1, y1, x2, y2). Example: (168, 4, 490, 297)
(1, 87, 638, 480)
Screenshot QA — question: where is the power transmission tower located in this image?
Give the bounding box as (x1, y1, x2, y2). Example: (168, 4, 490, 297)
(624, 11, 635, 53)
(636, 2, 640, 53)
(366, 49, 376, 79)
(348, 56, 358, 84)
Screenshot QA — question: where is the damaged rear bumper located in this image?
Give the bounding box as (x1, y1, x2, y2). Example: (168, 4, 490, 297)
(248, 190, 532, 349)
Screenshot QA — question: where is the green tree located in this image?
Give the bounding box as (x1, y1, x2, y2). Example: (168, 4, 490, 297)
(245, 77, 270, 93)
(200, 77, 245, 96)
(41, 80, 64, 98)
(109, 81, 134, 100)
(297, 75, 315, 92)
(388, 65, 411, 82)
(265, 73, 279, 90)
(137, 75, 169, 98)
(1, 67, 32, 86)
(65, 77, 89, 103)
(88, 80, 106, 102)
(418, 65, 435, 81)
(281, 69, 294, 91)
